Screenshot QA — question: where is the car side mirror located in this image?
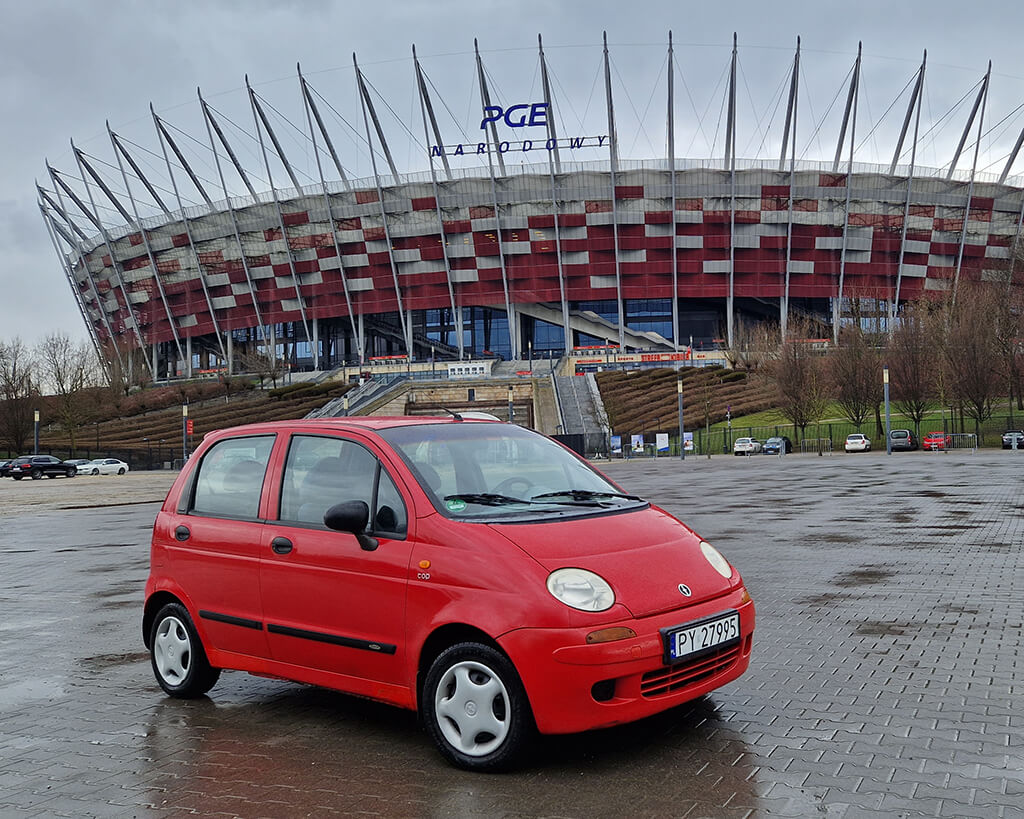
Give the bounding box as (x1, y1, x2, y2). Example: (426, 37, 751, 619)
(323, 501, 378, 551)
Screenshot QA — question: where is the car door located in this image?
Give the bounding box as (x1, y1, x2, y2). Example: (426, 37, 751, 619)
(163, 433, 276, 660)
(259, 431, 414, 693)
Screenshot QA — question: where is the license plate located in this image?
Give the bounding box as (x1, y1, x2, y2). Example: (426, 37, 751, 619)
(662, 611, 740, 664)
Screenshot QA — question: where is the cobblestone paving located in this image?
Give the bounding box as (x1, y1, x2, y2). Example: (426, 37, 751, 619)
(0, 451, 1021, 817)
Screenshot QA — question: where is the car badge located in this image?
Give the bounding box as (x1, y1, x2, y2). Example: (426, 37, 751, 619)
(678, 583, 692, 597)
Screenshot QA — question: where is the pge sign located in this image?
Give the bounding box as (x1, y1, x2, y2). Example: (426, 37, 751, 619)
(480, 102, 548, 130)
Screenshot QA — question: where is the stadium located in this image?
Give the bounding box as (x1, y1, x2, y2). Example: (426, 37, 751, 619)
(37, 36, 1024, 381)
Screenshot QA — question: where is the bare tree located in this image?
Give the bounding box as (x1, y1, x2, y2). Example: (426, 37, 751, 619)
(241, 350, 286, 388)
(724, 318, 780, 374)
(106, 339, 152, 397)
(945, 283, 1003, 439)
(887, 303, 934, 436)
(37, 332, 102, 455)
(767, 319, 831, 442)
(830, 326, 883, 431)
(0, 338, 38, 454)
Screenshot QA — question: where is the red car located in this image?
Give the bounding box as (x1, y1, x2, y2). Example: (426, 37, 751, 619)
(922, 431, 952, 451)
(143, 418, 754, 771)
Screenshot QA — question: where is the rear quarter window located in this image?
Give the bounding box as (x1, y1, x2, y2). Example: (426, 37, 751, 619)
(189, 435, 275, 520)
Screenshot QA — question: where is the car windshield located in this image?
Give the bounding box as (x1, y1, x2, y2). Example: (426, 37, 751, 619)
(379, 422, 647, 521)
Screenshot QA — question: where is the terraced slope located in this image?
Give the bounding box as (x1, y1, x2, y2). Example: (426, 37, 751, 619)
(595, 367, 775, 434)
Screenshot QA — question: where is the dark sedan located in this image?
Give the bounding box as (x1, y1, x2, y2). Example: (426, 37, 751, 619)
(763, 436, 793, 454)
(8, 455, 79, 480)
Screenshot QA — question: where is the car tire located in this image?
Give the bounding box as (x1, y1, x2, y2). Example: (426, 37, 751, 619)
(30, 468, 42, 480)
(12, 475, 21, 480)
(422, 642, 533, 772)
(66, 468, 76, 478)
(149, 602, 220, 698)
(91, 468, 99, 475)
(117, 467, 126, 475)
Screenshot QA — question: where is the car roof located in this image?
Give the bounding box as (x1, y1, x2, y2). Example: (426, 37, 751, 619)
(200, 416, 500, 440)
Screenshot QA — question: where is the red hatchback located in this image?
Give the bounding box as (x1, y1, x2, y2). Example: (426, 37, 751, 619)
(923, 431, 952, 451)
(143, 418, 754, 770)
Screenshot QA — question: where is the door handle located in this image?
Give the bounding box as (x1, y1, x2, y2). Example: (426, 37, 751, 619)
(271, 536, 293, 555)
(174, 525, 190, 542)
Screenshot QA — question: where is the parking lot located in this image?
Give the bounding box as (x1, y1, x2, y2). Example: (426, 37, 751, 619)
(1, 451, 1022, 817)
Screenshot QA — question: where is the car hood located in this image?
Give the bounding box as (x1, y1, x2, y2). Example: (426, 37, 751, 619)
(488, 506, 737, 617)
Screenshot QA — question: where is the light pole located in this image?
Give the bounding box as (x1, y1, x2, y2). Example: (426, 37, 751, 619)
(33, 409, 39, 454)
(678, 374, 685, 461)
(528, 340, 533, 374)
(94, 421, 99, 451)
(182, 404, 189, 460)
(159, 439, 165, 468)
(143, 438, 151, 469)
(884, 366, 892, 455)
(342, 395, 350, 417)
(507, 384, 514, 423)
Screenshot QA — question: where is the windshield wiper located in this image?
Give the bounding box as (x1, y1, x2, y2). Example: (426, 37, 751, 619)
(443, 493, 537, 507)
(443, 492, 603, 509)
(530, 489, 644, 502)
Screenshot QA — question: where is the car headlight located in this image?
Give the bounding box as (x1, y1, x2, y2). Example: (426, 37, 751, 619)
(546, 568, 615, 612)
(700, 541, 733, 579)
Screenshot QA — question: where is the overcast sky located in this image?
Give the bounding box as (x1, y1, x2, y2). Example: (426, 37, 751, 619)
(4, 0, 1024, 349)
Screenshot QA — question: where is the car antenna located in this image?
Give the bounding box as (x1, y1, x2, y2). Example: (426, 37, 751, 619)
(442, 407, 463, 421)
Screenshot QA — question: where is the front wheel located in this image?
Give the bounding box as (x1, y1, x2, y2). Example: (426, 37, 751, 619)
(149, 602, 220, 698)
(117, 467, 126, 475)
(66, 468, 76, 478)
(422, 642, 533, 771)
(30, 468, 42, 480)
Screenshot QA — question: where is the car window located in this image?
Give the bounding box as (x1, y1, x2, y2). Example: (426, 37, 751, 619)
(374, 468, 408, 536)
(190, 435, 275, 520)
(279, 435, 379, 526)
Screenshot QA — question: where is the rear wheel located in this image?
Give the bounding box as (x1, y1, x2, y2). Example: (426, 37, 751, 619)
(30, 468, 42, 480)
(149, 602, 220, 698)
(117, 467, 126, 475)
(422, 642, 533, 771)
(66, 468, 76, 478)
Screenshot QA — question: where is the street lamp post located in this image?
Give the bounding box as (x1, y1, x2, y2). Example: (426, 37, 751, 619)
(528, 341, 533, 374)
(34, 410, 39, 454)
(678, 374, 685, 461)
(884, 366, 892, 455)
(94, 422, 99, 451)
(159, 439, 165, 468)
(182, 404, 189, 461)
(143, 438, 151, 469)
(507, 384, 514, 423)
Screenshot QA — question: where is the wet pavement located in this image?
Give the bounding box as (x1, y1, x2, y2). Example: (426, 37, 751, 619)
(1, 450, 1022, 817)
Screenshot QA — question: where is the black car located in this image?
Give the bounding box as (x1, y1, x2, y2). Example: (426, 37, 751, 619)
(889, 429, 918, 451)
(763, 436, 793, 454)
(8, 455, 79, 480)
(0, 459, 12, 477)
(1002, 430, 1024, 450)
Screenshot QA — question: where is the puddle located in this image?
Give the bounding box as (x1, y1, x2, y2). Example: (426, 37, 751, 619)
(81, 652, 150, 670)
(833, 567, 894, 587)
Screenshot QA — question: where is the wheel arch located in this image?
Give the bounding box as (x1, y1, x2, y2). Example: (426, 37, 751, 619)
(415, 623, 505, 710)
(143, 590, 185, 649)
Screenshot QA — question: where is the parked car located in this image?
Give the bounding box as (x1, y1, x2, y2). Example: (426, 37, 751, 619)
(923, 431, 952, 451)
(143, 418, 755, 771)
(889, 429, 917, 451)
(85, 458, 130, 476)
(0, 459, 12, 477)
(844, 433, 871, 453)
(762, 436, 793, 454)
(1001, 430, 1024, 450)
(733, 437, 762, 455)
(65, 458, 94, 474)
(8, 455, 79, 480)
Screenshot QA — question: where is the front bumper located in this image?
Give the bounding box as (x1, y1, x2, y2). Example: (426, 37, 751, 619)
(498, 587, 754, 735)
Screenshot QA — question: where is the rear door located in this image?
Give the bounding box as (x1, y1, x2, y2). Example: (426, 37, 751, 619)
(164, 434, 276, 659)
(259, 431, 415, 691)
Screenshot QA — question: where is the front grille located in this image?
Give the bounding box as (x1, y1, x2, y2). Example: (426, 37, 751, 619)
(640, 643, 741, 698)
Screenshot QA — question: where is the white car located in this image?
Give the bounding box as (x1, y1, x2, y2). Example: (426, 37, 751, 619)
(844, 433, 871, 453)
(84, 458, 130, 475)
(733, 437, 762, 456)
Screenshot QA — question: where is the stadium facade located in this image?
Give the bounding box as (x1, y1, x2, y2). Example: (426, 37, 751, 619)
(38, 37, 1024, 380)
